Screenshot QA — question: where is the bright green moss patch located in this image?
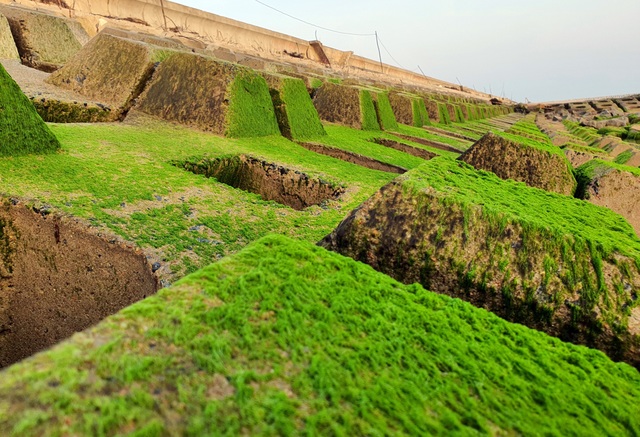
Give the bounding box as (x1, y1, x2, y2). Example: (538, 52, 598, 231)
(0, 63, 60, 156)
(225, 70, 280, 138)
(437, 102, 451, 124)
(374, 92, 399, 131)
(266, 75, 326, 140)
(411, 98, 431, 127)
(406, 158, 640, 259)
(0, 235, 638, 435)
(359, 89, 380, 131)
(614, 149, 634, 165)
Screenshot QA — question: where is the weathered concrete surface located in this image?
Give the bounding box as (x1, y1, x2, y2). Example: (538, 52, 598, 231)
(136, 51, 279, 137)
(578, 161, 640, 236)
(47, 32, 171, 117)
(460, 132, 577, 196)
(0, 4, 88, 71)
(0, 12, 18, 59)
(0, 199, 158, 368)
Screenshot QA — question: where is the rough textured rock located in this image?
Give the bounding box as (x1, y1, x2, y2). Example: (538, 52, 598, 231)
(564, 148, 597, 168)
(460, 132, 577, 195)
(0, 199, 158, 367)
(136, 52, 279, 137)
(577, 160, 640, 236)
(320, 158, 640, 368)
(0, 62, 60, 155)
(47, 32, 170, 117)
(0, 5, 88, 71)
(0, 13, 18, 60)
(313, 82, 379, 130)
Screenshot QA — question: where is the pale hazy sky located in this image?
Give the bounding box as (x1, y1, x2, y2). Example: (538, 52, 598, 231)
(176, 0, 640, 103)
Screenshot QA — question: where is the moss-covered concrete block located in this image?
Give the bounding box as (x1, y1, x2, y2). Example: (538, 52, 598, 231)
(0, 13, 18, 60)
(262, 73, 326, 140)
(321, 157, 640, 368)
(460, 131, 577, 196)
(0, 235, 638, 434)
(0, 5, 88, 71)
(47, 32, 174, 118)
(312, 82, 380, 131)
(576, 160, 640, 236)
(0, 62, 60, 156)
(137, 52, 279, 137)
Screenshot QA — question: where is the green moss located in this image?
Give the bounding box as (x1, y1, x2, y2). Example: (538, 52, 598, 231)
(275, 77, 326, 140)
(375, 92, 399, 131)
(437, 102, 451, 125)
(411, 98, 431, 127)
(1, 235, 638, 435)
(310, 78, 324, 89)
(614, 149, 634, 165)
(0, 63, 60, 155)
(359, 89, 380, 131)
(454, 105, 465, 123)
(224, 70, 280, 138)
(403, 158, 640, 260)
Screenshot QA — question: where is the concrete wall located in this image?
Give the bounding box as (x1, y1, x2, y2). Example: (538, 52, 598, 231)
(0, 0, 496, 101)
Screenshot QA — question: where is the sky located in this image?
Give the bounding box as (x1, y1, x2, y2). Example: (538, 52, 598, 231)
(175, 0, 640, 103)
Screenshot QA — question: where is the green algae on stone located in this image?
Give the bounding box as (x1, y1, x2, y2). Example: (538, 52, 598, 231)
(0, 235, 638, 435)
(0, 63, 60, 156)
(321, 157, 640, 367)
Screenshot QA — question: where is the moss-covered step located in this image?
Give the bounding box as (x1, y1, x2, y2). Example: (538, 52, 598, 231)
(261, 73, 326, 140)
(0, 13, 18, 60)
(136, 52, 279, 137)
(576, 160, 640, 236)
(47, 32, 177, 121)
(1, 235, 639, 435)
(321, 157, 640, 367)
(0, 5, 88, 72)
(0, 62, 60, 156)
(460, 131, 577, 196)
(312, 82, 380, 131)
(387, 92, 432, 128)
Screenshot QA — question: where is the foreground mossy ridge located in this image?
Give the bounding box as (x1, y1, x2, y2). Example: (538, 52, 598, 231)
(1, 235, 638, 435)
(0, 63, 60, 156)
(321, 157, 640, 367)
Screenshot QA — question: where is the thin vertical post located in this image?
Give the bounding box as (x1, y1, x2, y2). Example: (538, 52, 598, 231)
(375, 31, 383, 73)
(159, 0, 168, 31)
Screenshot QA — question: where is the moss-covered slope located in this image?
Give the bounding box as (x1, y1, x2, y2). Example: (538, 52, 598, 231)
(1, 235, 639, 435)
(0, 63, 60, 156)
(136, 52, 279, 137)
(262, 73, 326, 140)
(321, 157, 640, 367)
(460, 130, 577, 196)
(47, 33, 173, 117)
(312, 82, 381, 131)
(0, 5, 87, 72)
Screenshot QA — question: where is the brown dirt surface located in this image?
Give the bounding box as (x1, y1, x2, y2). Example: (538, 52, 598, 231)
(178, 155, 345, 210)
(0, 4, 87, 71)
(424, 99, 439, 122)
(0, 12, 18, 59)
(0, 199, 158, 368)
(298, 142, 406, 174)
(312, 82, 362, 129)
(370, 138, 437, 160)
(584, 167, 640, 237)
(47, 32, 167, 113)
(423, 126, 475, 142)
(460, 132, 576, 195)
(319, 178, 640, 368)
